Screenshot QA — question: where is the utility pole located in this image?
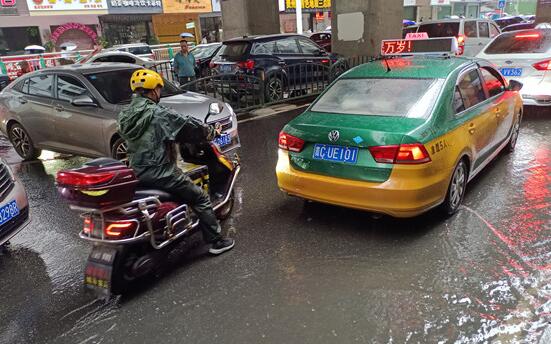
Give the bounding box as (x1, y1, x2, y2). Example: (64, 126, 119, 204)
(296, 0, 303, 34)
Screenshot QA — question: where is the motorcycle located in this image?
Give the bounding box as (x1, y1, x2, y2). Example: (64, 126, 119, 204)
(56, 128, 240, 298)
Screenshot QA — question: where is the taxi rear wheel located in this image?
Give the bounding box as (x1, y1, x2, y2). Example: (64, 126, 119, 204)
(441, 160, 468, 216)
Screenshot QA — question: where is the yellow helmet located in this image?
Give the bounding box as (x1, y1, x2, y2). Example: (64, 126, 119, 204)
(130, 69, 164, 92)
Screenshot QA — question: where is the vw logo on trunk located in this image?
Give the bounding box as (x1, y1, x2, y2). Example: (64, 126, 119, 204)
(328, 130, 340, 142)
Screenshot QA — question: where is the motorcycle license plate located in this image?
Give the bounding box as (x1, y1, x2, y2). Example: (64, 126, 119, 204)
(0, 200, 19, 227)
(312, 144, 359, 164)
(84, 246, 118, 297)
(214, 133, 232, 147)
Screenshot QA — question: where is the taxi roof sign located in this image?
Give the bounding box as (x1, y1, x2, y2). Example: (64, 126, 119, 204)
(381, 37, 458, 57)
(405, 32, 429, 40)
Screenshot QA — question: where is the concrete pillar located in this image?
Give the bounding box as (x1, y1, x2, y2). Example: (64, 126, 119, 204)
(536, 2, 551, 24)
(220, 0, 280, 40)
(331, 0, 403, 57)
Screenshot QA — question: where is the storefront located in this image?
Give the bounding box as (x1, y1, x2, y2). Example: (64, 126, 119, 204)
(153, 0, 212, 43)
(16, 0, 107, 50)
(431, 0, 481, 19)
(100, 0, 162, 45)
(199, 0, 221, 43)
(1, 0, 42, 56)
(281, 0, 331, 33)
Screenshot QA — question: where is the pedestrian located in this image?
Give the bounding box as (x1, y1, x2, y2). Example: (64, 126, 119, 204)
(173, 40, 196, 90)
(16, 60, 32, 78)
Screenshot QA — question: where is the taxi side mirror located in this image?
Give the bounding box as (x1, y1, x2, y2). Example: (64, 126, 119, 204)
(508, 80, 523, 92)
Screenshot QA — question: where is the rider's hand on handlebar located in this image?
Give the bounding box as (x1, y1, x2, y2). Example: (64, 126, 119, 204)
(214, 122, 223, 138)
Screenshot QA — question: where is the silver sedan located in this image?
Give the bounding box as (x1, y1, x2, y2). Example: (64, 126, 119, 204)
(0, 63, 239, 160)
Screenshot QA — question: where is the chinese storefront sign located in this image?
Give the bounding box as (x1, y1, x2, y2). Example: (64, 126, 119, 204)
(0, 0, 18, 15)
(162, 0, 211, 13)
(107, 0, 162, 14)
(285, 0, 330, 12)
(26, 0, 108, 11)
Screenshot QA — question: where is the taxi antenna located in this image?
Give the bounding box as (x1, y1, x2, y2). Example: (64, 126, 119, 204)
(383, 58, 391, 73)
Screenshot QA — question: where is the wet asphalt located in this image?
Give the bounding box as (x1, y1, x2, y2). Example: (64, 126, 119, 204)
(0, 106, 550, 344)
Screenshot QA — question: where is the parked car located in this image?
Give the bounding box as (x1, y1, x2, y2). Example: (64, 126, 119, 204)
(84, 51, 157, 68)
(414, 19, 501, 56)
(190, 42, 222, 77)
(309, 32, 331, 52)
(210, 34, 340, 102)
(0, 73, 9, 91)
(0, 63, 239, 161)
(494, 16, 525, 29)
(0, 158, 30, 247)
(477, 29, 551, 107)
(110, 43, 154, 59)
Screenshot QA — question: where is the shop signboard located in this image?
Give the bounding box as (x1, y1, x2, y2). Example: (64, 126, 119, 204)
(0, 0, 18, 15)
(162, 0, 211, 13)
(107, 0, 162, 13)
(26, 0, 108, 12)
(431, 0, 450, 5)
(285, 0, 330, 13)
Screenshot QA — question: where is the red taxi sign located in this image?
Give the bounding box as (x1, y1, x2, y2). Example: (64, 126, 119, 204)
(405, 32, 429, 40)
(381, 37, 458, 56)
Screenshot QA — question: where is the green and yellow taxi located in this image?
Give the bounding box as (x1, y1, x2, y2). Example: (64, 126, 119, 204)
(276, 39, 523, 217)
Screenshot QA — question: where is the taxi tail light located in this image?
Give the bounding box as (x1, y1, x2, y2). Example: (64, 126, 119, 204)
(104, 221, 138, 238)
(456, 34, 466, 55)
(369, 143, 431, 164)
(532, 59, 551, 71)
(278, 132, 305, 153)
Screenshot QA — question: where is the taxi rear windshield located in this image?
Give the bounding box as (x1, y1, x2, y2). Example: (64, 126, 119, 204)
(417, 22, 459, 37)
(484, 31, 551, 54)
(311, 78, 444, 118)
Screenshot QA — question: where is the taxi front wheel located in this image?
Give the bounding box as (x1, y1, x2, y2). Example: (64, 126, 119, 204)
(441, 160, 468, 216)
(506, 113, 522, 153)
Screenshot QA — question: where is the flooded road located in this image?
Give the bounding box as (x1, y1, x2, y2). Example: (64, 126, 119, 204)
(0, 107, 549, 344)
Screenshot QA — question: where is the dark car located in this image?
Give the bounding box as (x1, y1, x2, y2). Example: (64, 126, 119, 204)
(494, 16, 525, 29)
(209, 34, 337, 102)
(502, 22, 536, 32)
(0, 74, 10, 91)
(309, 32, 331, 52)
(190, 43, 222, 77)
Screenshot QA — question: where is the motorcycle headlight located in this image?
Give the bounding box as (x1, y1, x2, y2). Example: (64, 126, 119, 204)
(209, 102, 222, 115)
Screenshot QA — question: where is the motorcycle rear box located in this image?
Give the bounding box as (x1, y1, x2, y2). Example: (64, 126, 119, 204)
(56, 158, 138, 209)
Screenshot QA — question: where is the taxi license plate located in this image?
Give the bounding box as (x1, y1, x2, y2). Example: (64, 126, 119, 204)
(0, 200, 19, 227)
(500, 68, 522, 77)
(214, 133, 232, 147)
(313, 144, 358, 164)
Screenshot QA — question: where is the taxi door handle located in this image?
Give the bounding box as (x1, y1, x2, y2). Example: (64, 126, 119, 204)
(468, 123, 476, 134)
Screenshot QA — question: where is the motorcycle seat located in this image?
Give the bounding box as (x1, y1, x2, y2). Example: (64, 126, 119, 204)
(134, 188, 181, 203)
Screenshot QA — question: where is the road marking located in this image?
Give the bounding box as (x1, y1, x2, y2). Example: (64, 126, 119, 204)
(238, 104, 310, 124)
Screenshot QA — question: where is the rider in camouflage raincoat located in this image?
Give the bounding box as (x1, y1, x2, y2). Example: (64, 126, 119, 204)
(118, 69, 235, 255)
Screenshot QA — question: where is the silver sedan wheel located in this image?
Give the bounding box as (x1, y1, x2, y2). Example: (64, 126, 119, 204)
(11, 127, 31, 158)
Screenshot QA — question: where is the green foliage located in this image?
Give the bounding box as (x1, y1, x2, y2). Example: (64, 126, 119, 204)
(148, 36, 160, 45)
(44, 41, 55, 53)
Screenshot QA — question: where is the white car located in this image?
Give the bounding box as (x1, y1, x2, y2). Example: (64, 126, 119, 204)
(477, 29, 551, 106)
(85, 51, 157, 68)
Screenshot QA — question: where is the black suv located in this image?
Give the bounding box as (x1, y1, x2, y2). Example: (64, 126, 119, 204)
(210, 34, 337, 102)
